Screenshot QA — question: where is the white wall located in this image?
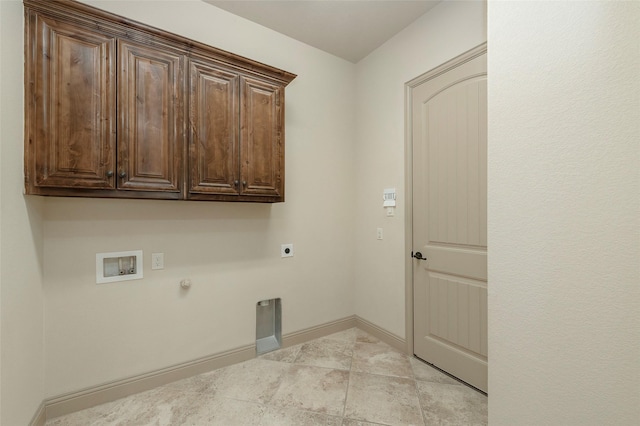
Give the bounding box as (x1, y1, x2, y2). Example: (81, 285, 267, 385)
(43, 0, 356, 397)
(488, 1, 639, 424)
(354, 0, 487, 338)
(0, 1, 46, 424)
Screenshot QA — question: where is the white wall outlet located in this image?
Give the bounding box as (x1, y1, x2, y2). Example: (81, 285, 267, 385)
(377, 228, 383, 240)
(281, 244, 294, 258)
(151, 253, 164, 270)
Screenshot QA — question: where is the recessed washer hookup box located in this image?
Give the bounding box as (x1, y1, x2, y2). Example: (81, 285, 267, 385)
(256, 298, 282, 355)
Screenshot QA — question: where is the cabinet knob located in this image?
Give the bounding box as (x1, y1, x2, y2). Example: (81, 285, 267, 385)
(234, 180, 239, 187)
(106, 170, 114, 177)
(242, 181, 247, 187)
(119, 171, 126, 178)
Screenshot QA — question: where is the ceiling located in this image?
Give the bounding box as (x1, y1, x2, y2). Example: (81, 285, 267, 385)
(204, 0, 441, 63)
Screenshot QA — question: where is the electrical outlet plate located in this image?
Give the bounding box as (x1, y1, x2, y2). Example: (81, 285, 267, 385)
(151, 252, 164, 270)
(281, 244, 294, 258)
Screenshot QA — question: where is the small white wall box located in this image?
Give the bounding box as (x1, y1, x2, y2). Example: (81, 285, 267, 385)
(383, 188, 397, 207)
(96, 250, 143, 284)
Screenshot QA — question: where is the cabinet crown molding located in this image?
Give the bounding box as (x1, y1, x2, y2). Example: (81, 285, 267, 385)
(23, 0, 297, 86)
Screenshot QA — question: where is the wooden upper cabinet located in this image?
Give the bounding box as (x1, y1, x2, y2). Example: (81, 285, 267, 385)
(26, 11, 116, 191)
(23, 0, 296, 202)
(240, 77, 284, 200)
(188, 64, 286, 202)
(118, 40, 184, 194)
(188, 59, 239, 197)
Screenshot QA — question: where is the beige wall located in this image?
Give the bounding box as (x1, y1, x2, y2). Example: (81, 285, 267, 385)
(488, 1, 639, 424)
(42, 0, 356, 397)
(353, 0, 487, 338)
(37, 0, 489, 400)
(0, 3, 3, 420)
(0, 1, 46, 424)
(10, 1, 638, 424)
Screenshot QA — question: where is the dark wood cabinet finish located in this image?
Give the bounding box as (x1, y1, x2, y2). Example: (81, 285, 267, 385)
(188, 59, 239, 197)
(26, 12, 116, 191)
(240, 77, 284, 199)
(24, 0, 296, 202)
(187, 64, 286, 202)
(118, 40, 184, 195)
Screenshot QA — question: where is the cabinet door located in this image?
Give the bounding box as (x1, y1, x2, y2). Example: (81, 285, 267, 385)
(240, 77, 285, 200)
(26, 12, 116, 190)
(188, 60, 239, 196)
(118, 40, 184, 193)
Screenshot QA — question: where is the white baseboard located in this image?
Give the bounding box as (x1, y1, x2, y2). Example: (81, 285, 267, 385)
(283, 315, 357, 347)
(29, 402, 46, 426)
(35, 315, 405, 424)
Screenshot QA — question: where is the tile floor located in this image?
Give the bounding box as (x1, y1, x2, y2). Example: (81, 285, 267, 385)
(46, 328, 487, 425)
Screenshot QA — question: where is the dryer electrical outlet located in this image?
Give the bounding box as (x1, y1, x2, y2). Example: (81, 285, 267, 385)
(281, 244, 294, 258)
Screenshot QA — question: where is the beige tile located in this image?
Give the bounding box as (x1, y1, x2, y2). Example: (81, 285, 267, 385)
(417, 381, 487, 426)
(260, 344, 303, 363)
(323, 328, 359, 343)
(341, 419, 390, 426)
(354, 329, 381, 345)
(202, 358, 290, 403)
(181, 394, 266, 425)
(123, 385, 204, 425)
(161, 372, 215, 395)
(294, 338, 353, 370)
(351, 342, 413, 379)
(409, 357, 462, 386)
(270, 365, 349, 416)
(47, 328, 486, 425)
(260, 406, 342, 426)
(344, 372, 423, 426)
(46, 408, 103, 426)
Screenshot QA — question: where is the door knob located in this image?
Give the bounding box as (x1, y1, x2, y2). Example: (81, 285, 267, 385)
(412, 251, 427, 260)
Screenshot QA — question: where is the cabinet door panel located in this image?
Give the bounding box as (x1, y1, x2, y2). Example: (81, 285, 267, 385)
(188, 60, 239, 196)
(118, 40, 184, 193)
(240, 77, 284, 199)
(28, 14, 116, 190)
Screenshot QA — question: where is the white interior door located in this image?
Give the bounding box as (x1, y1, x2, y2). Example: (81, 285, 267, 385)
(411, 46, 487, 392)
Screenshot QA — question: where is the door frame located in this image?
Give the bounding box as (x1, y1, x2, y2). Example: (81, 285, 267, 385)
(403, 42, 488, 356)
